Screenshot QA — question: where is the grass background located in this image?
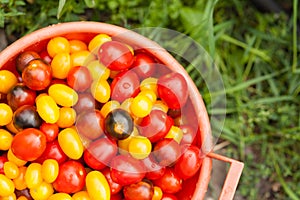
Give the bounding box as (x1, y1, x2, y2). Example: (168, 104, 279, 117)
(1, 0, 299, 199)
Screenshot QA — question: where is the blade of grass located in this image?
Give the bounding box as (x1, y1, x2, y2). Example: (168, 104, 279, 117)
(292, 0, 298, 73)
(220, 34, 271, 62)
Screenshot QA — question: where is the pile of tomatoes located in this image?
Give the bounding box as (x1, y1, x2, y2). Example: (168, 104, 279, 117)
(0, 33, 203, 200)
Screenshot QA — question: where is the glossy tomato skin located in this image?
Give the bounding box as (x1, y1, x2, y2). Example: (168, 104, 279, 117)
(157, 72, 188, 109)
(98, 41, 134, 71)
(101, 167, 123, 195)
(123, 180, 154, 200)
(11, 128, 46, 161)
(84, 137, 118, 170)
(153, 138, 181, 167)
(139, 109, 173, 143)
(76, 110, 105, 140)
(16, 51, 40, 73)
(161, 193, 178, 200)
(110, 155, 146, 186)
(110, 70, 140, 102)
(22, 59, 52, 91)
(153, 167, 182, 194)
(131, 53, 156, 79)
(7, 84, 36, 111)
(73, 93, 97, 113)
(179, 125, 198, 145)
(0, 155, 8, 174)
(67, 66, 93, 92)
(174, 145, 202, 180)
(142, 155, 166, 180)
(35, 140, 68, 164)
(53, 160, 86, 194)
(13, 105, 42, 130)
(175, 170, 200, 200)
(39, 122, 59, 142)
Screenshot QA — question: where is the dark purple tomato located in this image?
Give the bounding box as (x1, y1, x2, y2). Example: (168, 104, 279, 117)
(123, 180, 154, 200)
(13, 105, 42, 131)
(7, 83, 36, 111)
(16, 51, 40, 73)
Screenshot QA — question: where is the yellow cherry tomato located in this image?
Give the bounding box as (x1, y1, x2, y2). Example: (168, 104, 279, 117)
(140, 77, 158, 95)
(58, 128, 83, 160)
(56, 107, 76, 128)
(152, 100, 169, 113)
(1, 192, 16, 200)
(91, 79, 111, 103)
(24, 163, 43, 189)
(165, 125, 183, 143)
(71, 50, 95, 67)
(0, 129, 13, 151)
(100, 100, 120, 118)
(7, 149, 27, 167)
(128, 136, 152, 159)
(0, 70, 18, 94)
(0, 103, 13, 126)
(41, 159, 59, 183)
(51, 52, 72, 79)
(47, 36, 70, 57)
(139, 90, 157, 103)
(118, 127, 139, 155)
(48, 84, 78, 107)
(29, 181, 54, 200)
(72, 191, 91, 200)
(0, 174, 15, 196)
(13, 166, 27, 190)
(36, 94, 60, 124)
(86, 171, 110, 200)
(86, 60, 110, 80)
(4, 161, 19, 179)
(69, 39, 88, 53)
(152, 186, 163, 200)
(88, 33, 111, 53)
(130, 94, 153, 118)
(48, 193, 72, 200)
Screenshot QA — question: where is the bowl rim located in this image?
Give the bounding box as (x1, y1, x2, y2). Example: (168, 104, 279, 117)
(0, 21, 213, 200)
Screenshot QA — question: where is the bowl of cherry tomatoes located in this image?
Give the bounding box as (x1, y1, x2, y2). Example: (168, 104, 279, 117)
(0, 21, 243, 200)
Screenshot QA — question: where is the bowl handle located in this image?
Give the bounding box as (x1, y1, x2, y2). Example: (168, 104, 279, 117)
(207, 152, 244, 200)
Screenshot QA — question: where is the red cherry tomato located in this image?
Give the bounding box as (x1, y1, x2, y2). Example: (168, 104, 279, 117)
(142, 155, 165, 180)
(179, 125, 198, 145)
(98, 41, 134, 71)
(101, 167, 123, 194)
(22, 59, 52, 91)
(174, 145, 202, 180)
(131, 53, 156, 79)
(11, 128, 46, 161)
(161, 193, 178, 200)
(123, 180, 154, 200)
(67, 66, 93, 92)
(0, 154, 8, 174)
(6, 84, 36, 111)
(53, 160, 86, 193)
(35, 140, 68, 164)
(76, 110, 105, 140)
(110, 70, 140, 102)
(111, 192, 123, 200)
(139, 109, 173, 143)
(176, 170, 200, 200)
(84, 137, 118, 170)
(153, 138, 181, 167)
(153, 167, 182, 194)
(15, 51, 40, 73)
(157, 72, 188, 109)
(39, 122, 59, 142)
(110, 155, 146, 186)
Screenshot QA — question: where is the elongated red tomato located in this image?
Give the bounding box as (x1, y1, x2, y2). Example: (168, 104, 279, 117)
(11, 128, 46, 161)
(53, 160, 86, 194)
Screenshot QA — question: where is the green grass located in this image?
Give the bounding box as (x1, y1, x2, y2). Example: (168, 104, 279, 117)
(1, 0, 300, 199)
